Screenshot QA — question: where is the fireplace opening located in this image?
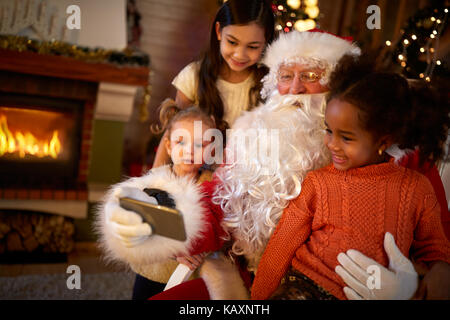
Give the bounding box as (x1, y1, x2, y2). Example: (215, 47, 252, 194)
(0, 93, 83, 189)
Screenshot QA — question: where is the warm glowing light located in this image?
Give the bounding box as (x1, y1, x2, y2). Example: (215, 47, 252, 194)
(286, 21, 293, 27)
(287, 0, 301, 10)
(436, 60, 441, 65)
(425, 77, 431, 82)
(430, 34, 435, 38)
(411, 35, 417, 40)
(294, 19, 316, 32)
(398, 54, 404, 60)
(430, 47, 435, 53)
(278, 5, 284, 11)
(403, 39, 409, 45)
(0, 115, 61, 159)
(420, 47, 425, 52)
(385, 40, 391, 46)
(431, 17, 436, 21)
(305, 5, 320, 19)
(419, 73, 425, 78)
(401, 62, 407, 67)
(304, 0, 318, 6)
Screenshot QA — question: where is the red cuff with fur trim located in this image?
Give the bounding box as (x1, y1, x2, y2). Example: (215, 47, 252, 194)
(188, 179, 227, 255)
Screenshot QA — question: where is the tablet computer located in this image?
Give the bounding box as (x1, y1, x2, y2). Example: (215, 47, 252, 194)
(119, 197, 187, 242)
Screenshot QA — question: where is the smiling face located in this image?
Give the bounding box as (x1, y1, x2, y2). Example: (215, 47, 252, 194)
(324, 98, 385, 171)
(276, 63, 329, 95)
(215, 22, 265, 76)
(165, 119, 213, 177)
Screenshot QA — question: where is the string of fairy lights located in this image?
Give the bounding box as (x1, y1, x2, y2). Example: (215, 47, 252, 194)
(385, 6, 448, 82)
(219, 0, 320, 32)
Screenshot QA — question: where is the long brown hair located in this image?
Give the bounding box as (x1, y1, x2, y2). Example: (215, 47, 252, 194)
(197, 0, 275, 132)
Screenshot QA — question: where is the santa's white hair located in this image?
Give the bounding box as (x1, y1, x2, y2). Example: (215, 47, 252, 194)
(212, 30, 362, 270)
(213, 92, 331, 270)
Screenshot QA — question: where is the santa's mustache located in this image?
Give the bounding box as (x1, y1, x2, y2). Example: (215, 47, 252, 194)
(266, 91, 328, 111)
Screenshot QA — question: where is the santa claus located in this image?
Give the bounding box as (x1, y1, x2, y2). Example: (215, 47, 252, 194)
(95, 30, 449, 300)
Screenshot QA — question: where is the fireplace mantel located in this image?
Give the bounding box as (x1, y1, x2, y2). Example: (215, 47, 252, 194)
(0, 48, 150, 219)
(0, 48, 149, 86)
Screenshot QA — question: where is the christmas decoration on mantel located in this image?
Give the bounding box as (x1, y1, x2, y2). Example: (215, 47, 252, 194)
(0, 34, 150, 67)
(0, 34, 153, 123)
(384, 5, 448, 82)
(218, 0, 320, 32)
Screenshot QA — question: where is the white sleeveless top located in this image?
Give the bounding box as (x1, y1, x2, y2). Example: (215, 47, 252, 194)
(171, 61, 255, 126)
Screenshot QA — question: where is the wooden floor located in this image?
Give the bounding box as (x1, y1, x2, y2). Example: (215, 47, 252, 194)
(0, 241, 123, 277)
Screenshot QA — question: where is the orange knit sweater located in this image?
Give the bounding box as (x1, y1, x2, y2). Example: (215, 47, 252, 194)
(251, 162, 450, 300)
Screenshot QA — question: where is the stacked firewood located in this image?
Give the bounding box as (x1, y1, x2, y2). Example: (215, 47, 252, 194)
(0, 211, 75, 254)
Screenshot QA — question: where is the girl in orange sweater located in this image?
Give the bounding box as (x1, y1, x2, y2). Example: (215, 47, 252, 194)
(251, 54, 450, 300)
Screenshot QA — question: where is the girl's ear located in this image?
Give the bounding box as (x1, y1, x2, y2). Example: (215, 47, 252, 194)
(164, 136, 172, 159)
(215, 21, 222, 41)
(378, 135, 394, 154)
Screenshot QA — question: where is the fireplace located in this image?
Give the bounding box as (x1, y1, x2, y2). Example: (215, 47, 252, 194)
(0, 44, 149, 258)
(0, 70, 96, 208)
(0, 93, 83, 189)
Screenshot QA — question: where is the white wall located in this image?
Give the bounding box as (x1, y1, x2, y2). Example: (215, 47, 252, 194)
(0, 0, 127, 50)
(76, 0, 127, 49)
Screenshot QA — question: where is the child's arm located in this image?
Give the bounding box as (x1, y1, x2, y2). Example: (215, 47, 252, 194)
(411, 178, 450, 266)
(398, 149, 450, 240)
(176, 253, 208, 271)
(185, 178, 227, 256)
(413, 260, 450, 299)
(172, 179, 226, 272)
(95, 167, 220, 268)
(251, 177, 317, 300)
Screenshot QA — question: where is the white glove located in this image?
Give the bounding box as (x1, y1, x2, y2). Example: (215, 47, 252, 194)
(105, 186, 155, 248)
(335, 232, 418, 300)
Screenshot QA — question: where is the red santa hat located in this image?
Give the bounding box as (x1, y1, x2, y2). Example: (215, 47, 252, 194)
(261, 29, 361, 98)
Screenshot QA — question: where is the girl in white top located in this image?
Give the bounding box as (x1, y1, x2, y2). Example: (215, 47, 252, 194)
(172, 61, 255, 127)
(153, 0, 275, 167)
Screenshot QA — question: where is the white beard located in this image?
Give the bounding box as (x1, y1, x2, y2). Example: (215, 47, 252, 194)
(213, 91, 331, 271)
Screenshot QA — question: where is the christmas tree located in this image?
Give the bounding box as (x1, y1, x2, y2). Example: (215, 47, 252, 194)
(386, 4, 448, 82)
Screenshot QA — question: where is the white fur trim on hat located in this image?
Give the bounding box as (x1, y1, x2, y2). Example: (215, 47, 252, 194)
(261, 30, 361, 99)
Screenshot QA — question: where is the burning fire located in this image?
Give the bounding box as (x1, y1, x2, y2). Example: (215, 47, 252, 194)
(0, 115, 62, 159)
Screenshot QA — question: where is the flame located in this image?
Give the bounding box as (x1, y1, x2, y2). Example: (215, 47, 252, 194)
(0, 115, 62, 159)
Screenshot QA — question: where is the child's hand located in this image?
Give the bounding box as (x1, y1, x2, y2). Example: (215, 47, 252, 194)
(176, 253, 207, 270)
(413, 261, 450, 300)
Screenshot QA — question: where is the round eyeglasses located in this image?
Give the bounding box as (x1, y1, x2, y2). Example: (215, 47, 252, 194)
(277, 70, 323, 84)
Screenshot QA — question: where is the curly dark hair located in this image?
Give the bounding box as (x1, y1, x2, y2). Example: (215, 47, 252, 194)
(327, 53, 450, 166)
